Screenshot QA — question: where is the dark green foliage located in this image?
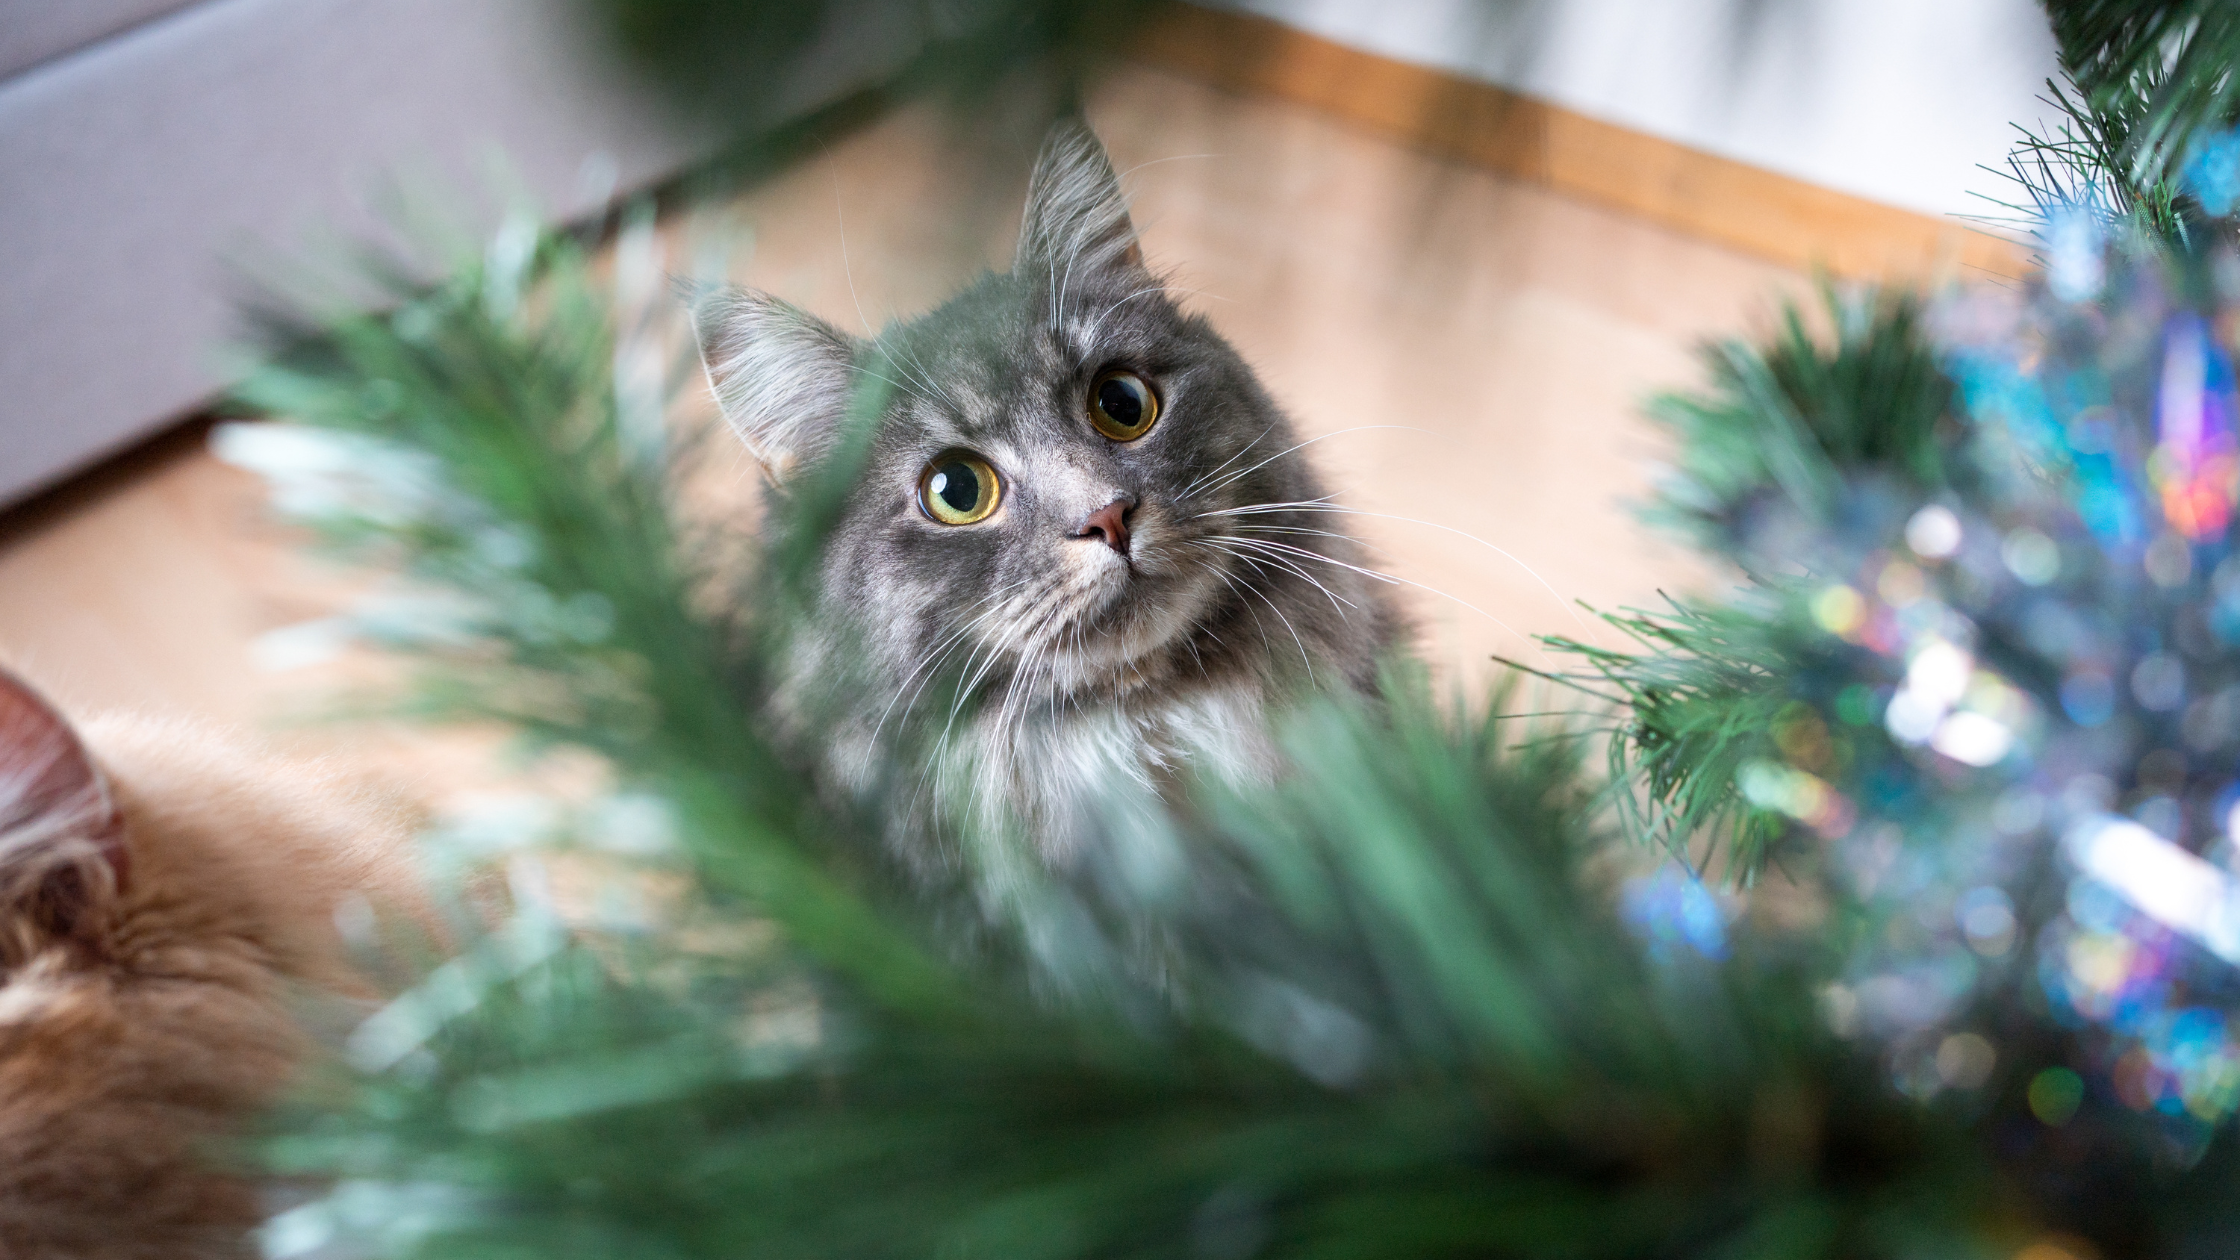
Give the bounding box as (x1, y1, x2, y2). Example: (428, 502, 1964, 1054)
(2046, 0, 2240, 191)
(1545, 290, 1960, 879)
(1647, 287, 1957, 551)
(2003, 0, 2240, 244)
(1536, 603, 1798, 878)
(1998, 74, 2189, 234)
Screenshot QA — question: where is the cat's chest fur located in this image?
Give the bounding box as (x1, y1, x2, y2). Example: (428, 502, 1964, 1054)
(945, 675, 1282, 853)
(806, 651, 1292, 867)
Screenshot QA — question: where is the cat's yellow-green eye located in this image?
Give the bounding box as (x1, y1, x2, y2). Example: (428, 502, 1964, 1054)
(1089, 370, 1159, 441)
(917, 452, 1002, 525)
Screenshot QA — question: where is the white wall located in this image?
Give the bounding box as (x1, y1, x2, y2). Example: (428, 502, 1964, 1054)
(1205, 0, 2064, 220)
(0, 0, 707, 507)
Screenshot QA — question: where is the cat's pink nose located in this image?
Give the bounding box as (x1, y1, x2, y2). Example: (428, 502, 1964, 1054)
(1075, 497, 1134, 556)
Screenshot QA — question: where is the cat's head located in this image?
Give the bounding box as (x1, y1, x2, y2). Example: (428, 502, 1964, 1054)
(694, 121, 1334, 702)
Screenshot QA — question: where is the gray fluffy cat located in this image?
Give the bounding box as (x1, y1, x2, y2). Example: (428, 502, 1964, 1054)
(694, 121, 1401, 870)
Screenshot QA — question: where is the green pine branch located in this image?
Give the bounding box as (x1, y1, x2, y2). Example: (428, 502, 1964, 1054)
(2046, 0, 2240, 191)
(1645, 285, 1956, 553)
(1998, 0, 2240, 246)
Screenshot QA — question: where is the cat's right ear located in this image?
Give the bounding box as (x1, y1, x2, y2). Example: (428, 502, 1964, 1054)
(688, 285, 859, 480)
(1015, 118, 1144, 278)
(0, 667, 125, 963)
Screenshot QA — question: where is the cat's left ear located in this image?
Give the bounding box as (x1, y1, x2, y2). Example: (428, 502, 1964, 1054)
(0, 667, 126, 961)
(689, 285, 860, 480)
(1014, 118, 1145, 278)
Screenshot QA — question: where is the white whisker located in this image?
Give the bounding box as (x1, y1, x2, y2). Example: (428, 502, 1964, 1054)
(943, 581, 1074, 740)
(1116, 152, 1220, 181)
(1177, 424, 1282, 501)
(891, 340, 969, 416)
(830, 166, 875, 337)
(1194, 427, 1428, 500)
(872, 575, 1040, 742)
(1081, 284, 1169, 346)
(1198, 503, 1600, 645)
(847, 364, 934, 412)
(1193, 553, 1316, 685)
(1190, 536, 1357, 615)
(1203, 532, 1552, 663)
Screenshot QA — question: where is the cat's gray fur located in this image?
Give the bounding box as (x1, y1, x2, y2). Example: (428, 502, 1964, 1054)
(695, 121, 1402, 871)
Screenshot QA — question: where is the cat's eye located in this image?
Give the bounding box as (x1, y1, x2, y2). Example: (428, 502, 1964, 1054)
(1088, 371, 1159, 441)
(917, 452, 1002, 525)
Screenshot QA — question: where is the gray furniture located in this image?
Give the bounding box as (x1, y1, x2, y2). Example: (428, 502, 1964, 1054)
(0, 0, 709, 507)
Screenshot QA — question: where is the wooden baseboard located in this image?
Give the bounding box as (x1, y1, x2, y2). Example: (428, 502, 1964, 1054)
(1133, 4, 2033, 282)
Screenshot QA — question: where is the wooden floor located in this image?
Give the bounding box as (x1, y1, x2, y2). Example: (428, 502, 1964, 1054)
(0, 63, 1799, 761)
